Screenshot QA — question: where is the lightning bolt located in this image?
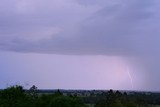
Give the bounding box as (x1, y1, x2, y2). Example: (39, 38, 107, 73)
(126, 66, 134, 89)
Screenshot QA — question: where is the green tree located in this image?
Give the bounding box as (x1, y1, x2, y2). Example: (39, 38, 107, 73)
(0, 85, 33, 107)
(29, 85, 38, 99)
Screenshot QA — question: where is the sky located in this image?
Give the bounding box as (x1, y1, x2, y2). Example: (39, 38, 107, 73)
(0, 0, 160, 91)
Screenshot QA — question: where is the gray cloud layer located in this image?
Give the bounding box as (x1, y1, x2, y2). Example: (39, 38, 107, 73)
(0, 0, 158, 55)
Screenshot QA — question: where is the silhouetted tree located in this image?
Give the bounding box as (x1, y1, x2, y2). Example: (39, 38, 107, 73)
(29, 85, 38, 99)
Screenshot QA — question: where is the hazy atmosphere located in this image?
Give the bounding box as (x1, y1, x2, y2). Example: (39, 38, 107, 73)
(0, 0, 160, 91)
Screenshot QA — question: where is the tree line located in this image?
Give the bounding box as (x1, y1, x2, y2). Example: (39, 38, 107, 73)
(0, 85, 160, 107)
(0, 85, 86, 107)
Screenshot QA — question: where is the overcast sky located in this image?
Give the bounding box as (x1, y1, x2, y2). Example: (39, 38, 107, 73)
(0, 0, 160, 91)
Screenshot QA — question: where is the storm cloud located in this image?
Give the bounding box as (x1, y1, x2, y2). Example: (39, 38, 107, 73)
(0, 0, 158, 55)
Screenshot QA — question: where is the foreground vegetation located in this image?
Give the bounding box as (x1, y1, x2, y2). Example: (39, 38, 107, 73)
(0, 85, 160, 107)
(0, 85, 86, 107)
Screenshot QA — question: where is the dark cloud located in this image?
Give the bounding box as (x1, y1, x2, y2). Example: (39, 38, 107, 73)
(2, 0, 154, 56)
(0, 0, 155, 55)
